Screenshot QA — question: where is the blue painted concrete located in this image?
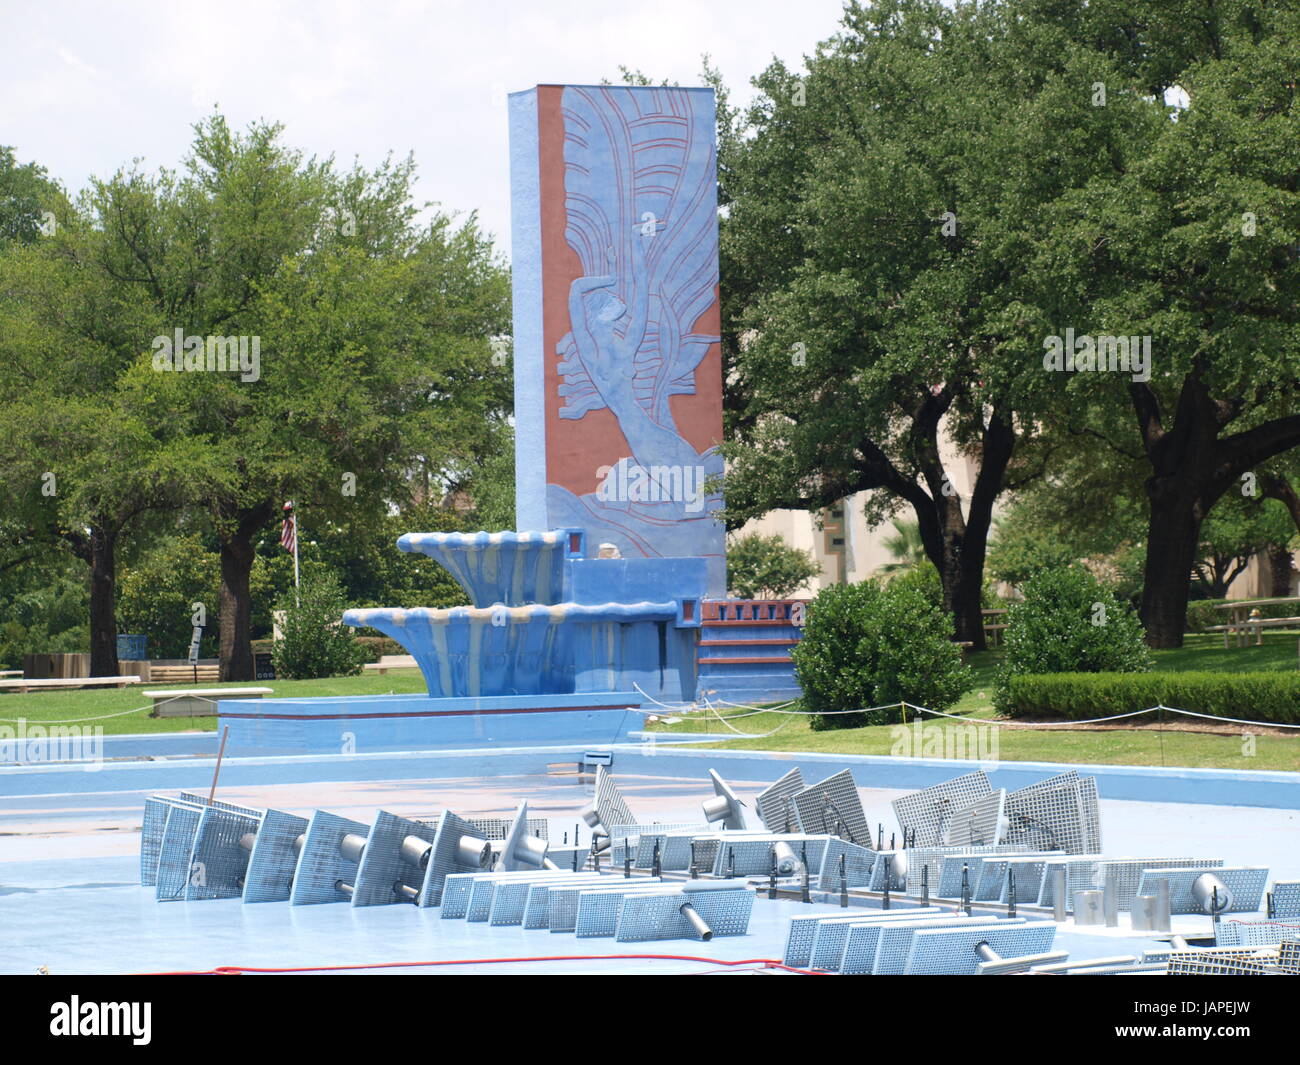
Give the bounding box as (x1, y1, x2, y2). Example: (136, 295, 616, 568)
(613, 746, 1300, 810)
(5, 734, 1298, 811)
(217, 694, 642, 755)
(509, 87, 547, 533)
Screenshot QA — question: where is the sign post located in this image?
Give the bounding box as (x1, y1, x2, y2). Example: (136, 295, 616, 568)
(188, 625, 203, 685)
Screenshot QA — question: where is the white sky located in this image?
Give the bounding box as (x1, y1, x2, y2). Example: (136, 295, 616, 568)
(1, 0, 849, 254)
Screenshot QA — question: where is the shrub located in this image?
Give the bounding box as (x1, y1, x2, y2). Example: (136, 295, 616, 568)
(884, 561, 944, 610)
(726, 533, 820, 599)
(271, 571, 367, 680)
(792, 579, 970, 729)
(995, 565, 1150, 709)
(885, 561, 999, 613)
(1001, 672, 1300, 724)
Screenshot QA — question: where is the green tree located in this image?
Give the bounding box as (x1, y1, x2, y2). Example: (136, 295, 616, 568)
(716, 0, 1150, 649)
(1193, 493, 1296, 599)
(0, 146, 63, 246)
(49, 114, 511, 680)
(0, 224, 196, 674)
(725, 532, 820, 599)
(1029, 1, 1300, 645)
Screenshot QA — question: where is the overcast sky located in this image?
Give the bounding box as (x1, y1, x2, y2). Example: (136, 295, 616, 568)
(2, 0, 849, 254)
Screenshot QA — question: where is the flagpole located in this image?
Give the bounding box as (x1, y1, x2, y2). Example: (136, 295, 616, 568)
(284, 501, 300, 608)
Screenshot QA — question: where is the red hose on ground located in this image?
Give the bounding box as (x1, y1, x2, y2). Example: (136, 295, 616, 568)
(134, 953, 824, 976)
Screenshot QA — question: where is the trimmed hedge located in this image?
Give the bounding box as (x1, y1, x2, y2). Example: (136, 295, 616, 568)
(252, 634, 403, 663)
(1002, 671, 1300, 724)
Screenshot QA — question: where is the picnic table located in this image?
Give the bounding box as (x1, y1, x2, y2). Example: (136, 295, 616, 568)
(1210, 596, 1300, 647)
(982, 608, 1009, 646)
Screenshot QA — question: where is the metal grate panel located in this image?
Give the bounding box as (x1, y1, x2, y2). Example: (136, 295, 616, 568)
(905, 921, 1056, 976)
(1217, 920, 1300, 947)
(1167, 949, 1278, 976)
(187, 805, 261, 900)
(1270, 881, 1300, 919)
(549, 879, 663, 933)
(817, 838, 876, 890)
(840, 914, 996, 975)
(140, 798, 172, 886)
(892, 771, 991, 848)
(421, 810, 491, 907)
(711, 835, 830, 878)
(289, 810, 368, 905)
(1003, 771, 1099, 855)
(875, 916, 1012, 975)
(468, 816, 549, 841)
(942, 789, 1006, 847)
(614, 883, 755, 942)
(1035, 856, 1213, 911)
(783, 908, 943, 967)
(576, 884, 684, 937)
(755, 767, 806, 833)
(154, 801, 204, 902)
(997, 856, 1051, 903)
(493, 874, 607, 925)
(1136, 867, 1269, 915)
(588, 765, 636, 831)
(522, 876, 617, 929)
(242, 808, 310, 903)
(868, 852, 907, 892)
(790, 770, 870, 846)
(468, 870, 570, 921)
(352, 810, 438, 907)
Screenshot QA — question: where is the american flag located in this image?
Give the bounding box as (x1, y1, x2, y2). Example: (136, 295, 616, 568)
(280, 506, 296, 554)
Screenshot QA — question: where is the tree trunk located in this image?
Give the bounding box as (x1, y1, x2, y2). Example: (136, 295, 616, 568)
(941, 539, 988, 650)
(1130, 379, 1300, 649)
(218, 531, 257, 682)
(1139, 493, 1204, 648)
(87, 528, 120, 677)
(1267, 543, 1296, 597)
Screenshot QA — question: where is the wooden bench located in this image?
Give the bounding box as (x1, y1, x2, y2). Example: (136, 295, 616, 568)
(143, 686, 273, 718)
(0, 670, 22, 678)
(363, 654, 418, 674)
(0, 676, 140, 694)
(149, 664, 221, 683)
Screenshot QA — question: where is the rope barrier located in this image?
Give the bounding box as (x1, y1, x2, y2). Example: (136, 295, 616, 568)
(0, 691, 219, 725)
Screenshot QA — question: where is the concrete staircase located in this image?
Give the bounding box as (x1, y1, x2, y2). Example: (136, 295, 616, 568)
(695, 599, 806, 706)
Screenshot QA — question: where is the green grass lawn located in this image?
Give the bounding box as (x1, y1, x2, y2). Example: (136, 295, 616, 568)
(0, 669, 429, 735)
(3, 634, 1297, 772)
(652, 632, 1300, 771)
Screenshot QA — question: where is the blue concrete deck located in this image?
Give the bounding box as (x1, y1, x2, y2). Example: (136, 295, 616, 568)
(3, 735, 1297, 974)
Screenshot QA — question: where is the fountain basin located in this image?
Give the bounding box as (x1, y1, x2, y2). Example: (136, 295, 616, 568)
(344, 601, 683, 699)
(396, 530, 583, 607)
